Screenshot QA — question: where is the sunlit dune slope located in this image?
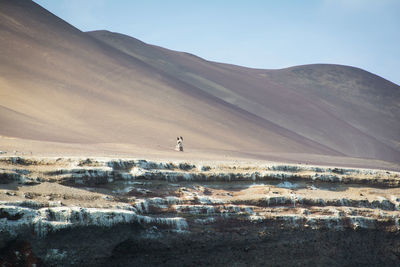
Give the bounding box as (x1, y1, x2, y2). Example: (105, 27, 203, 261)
(88, 30, 400, 162)
(0, 0, 399, 164)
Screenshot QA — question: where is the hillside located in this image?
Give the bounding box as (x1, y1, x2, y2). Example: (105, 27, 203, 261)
(0, 0, 399, 167)
(88, 30, 400, 164)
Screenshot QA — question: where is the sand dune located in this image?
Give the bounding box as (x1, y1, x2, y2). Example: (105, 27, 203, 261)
(0, 0, 399, 166)
(88, 30, 400, 163)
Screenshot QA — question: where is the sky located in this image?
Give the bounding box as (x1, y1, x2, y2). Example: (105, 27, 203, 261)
(34, 0, 400, 85)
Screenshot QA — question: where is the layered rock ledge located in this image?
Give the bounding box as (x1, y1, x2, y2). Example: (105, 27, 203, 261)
(1, 156, 399, 266)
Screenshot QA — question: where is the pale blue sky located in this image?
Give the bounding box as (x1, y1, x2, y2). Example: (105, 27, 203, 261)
(34, 0, 400, 85)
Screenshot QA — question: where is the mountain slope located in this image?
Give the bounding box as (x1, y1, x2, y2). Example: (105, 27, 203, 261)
(88, 30, 400, 162)
(0, 0, 399, 165)
(0, 0, 336, 156)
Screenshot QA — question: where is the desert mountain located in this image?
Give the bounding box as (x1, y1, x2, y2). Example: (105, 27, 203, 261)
(1, 0, 399, 165)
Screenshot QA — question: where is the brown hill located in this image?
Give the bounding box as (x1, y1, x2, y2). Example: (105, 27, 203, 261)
(0, 0, 399, 167)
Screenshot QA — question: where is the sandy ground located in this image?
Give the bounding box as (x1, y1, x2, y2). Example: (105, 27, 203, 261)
(1, 136, 399, 171)
(1, 0, 400, 169)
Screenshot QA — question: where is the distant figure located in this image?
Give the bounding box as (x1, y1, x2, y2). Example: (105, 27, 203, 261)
(175, 136, 183, 151)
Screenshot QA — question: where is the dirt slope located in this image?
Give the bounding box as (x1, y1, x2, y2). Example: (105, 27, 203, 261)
(1, 0, 399, 165)
(88, 30, 400, 163)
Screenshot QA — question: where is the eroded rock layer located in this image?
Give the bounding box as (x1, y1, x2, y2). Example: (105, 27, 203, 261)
(1, 156, 400, 266)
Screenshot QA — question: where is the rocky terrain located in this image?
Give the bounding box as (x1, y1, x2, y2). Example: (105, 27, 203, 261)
(1, 156, 400, 266)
